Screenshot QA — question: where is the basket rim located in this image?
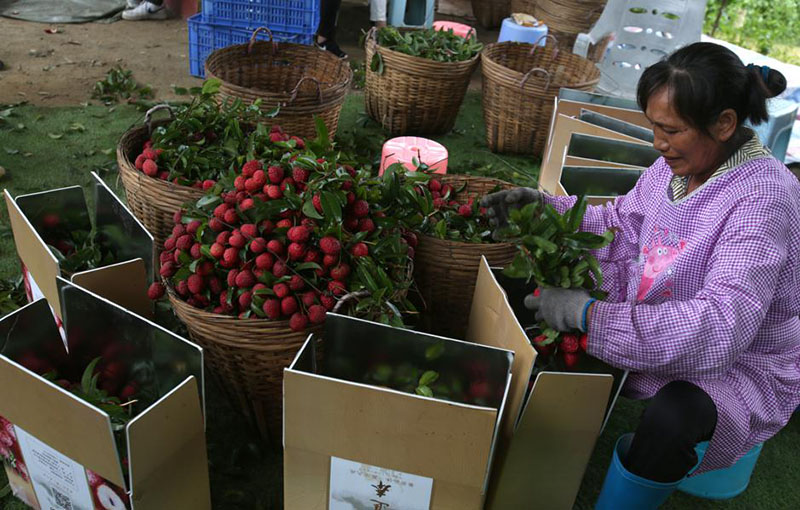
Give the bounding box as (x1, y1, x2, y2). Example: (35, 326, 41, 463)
(204, 40, 353, 100)
(367, 35, 482, 69)
(117, 123, 206, 198)
(480, 41, 600, 89)
(167, 285, 298, 326)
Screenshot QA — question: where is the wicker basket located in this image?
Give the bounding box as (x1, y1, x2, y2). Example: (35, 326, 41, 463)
(205, 27, 352, 139)
(534, 0, 606, 37)
(471, 0, 511, 29)
(364, 28, 481, 136)
(117, 106, 205, 251)
(168, 289, 321, 443)
(481, 36, 600, 155)
(413, 175, 517, 339)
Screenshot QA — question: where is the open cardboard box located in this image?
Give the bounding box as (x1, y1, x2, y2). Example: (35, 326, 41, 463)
(283, 314, 514, 509)
(540, 89, 659, 206)
(0, 279, 210, 510)
(4, 172, 154, 329)
(467, 257, 628, 509)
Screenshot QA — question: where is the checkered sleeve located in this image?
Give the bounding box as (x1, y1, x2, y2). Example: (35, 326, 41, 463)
(588, 187, 791, 377)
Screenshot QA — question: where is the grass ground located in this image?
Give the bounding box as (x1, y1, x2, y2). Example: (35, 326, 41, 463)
(1, 92, 799, 509)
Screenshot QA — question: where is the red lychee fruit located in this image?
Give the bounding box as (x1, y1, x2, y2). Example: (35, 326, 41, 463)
(319, 236, 341, 255)
(147, 282, 165, 300)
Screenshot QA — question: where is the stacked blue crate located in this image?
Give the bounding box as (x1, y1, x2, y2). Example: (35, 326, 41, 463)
(188, 0, 320, 78)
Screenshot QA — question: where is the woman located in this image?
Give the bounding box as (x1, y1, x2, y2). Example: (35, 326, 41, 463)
(483, 42, 800, 504)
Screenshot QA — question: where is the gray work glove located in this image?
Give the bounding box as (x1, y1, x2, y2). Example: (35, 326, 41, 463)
(480, 187, 542, 240)
(524, 287, 594, 332)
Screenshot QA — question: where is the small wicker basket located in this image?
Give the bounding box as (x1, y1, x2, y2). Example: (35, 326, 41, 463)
(481, 36, 600, 155)
(117, 105, 204, 251)
(205, 27, 352, 139)
(413, 175, 517, 339)
(364, 28, 481, 136)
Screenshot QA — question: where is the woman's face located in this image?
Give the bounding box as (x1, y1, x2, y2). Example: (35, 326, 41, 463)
(644, 86, 727, 181)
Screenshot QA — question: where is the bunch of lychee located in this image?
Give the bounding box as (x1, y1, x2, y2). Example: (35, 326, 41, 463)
(149, 154, 415, 332)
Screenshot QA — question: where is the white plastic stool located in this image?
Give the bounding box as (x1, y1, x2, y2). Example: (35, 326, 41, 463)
(388, 0, 434, 29)
(497, 18, 548, 45)
(573, 0, 708, 99)
(748, 97, 799, 163)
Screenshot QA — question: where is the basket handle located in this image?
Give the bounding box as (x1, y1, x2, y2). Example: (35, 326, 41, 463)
(519, 67, 551, 90)
(144, 104, 175, 134)
(332, 290, 371, 313)
(286, 76, 323, 105)
(248, 27, 277, 57)
(530, 34, 560, 61)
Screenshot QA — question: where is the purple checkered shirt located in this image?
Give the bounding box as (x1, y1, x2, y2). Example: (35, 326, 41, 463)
(545, 155, 800, 474)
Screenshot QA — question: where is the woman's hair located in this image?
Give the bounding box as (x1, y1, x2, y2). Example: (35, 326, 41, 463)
(637, 42, 786, 131)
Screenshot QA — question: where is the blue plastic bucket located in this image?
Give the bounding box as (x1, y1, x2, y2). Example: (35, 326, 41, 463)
(595, 433, 683, 510)
(678, 442, 764, 499)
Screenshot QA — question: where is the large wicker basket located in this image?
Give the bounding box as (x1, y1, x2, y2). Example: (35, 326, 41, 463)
(413, 175, 517, 339)
(534, 0, 606, 39)
(364, 28, 481, 135)
(117, 106, 204, 251)
(471, 0, 511, 29)
(205, 27, 352, 140)
(481, 36, 600, 155)
(168, 289, 321, 444)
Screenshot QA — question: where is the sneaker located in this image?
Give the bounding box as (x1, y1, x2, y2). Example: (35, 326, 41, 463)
(122, 1, 168, 20)
(126, 0, 142, 8)
(315, 38, 348, 59)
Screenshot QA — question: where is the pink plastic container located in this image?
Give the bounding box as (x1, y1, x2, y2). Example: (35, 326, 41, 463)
(379, 137, 449, 175)
(433, 21, 477, 39)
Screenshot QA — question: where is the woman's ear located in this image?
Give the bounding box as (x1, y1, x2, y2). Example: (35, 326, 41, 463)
(714, 108, 738, 142)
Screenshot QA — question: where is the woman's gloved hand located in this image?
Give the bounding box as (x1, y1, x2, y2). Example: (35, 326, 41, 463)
(480, 187, 542, 240)
(524, 287, 595, 332)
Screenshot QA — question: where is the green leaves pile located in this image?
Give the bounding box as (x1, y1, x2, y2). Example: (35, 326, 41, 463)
(370, 26, 483, 73)
(92, 66, 154, 104)
(501, 197, 614, 295)
(145, 79, 278, 186)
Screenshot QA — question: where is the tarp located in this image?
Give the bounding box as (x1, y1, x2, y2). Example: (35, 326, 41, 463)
(702, 34, 800, 164)
(0, 0, 125, 23)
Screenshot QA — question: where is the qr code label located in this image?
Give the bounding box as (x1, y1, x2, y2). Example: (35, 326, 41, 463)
(52, 488, 73, 510)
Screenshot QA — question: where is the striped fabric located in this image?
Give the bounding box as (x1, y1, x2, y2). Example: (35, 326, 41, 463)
(669, 130, 771, 201)
(543, 152, 800, 475)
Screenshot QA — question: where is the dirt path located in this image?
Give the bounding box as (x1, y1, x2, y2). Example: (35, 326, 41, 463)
(0, 4, 493, 106)
(0, 17, 201, 105)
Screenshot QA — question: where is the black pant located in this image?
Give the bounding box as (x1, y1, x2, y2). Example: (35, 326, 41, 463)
(625, 380, 718, 483)
(317, 0, 342, 40)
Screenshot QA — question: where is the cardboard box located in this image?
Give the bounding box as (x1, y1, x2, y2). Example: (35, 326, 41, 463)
(283, 314, 514, 509)
(4, 172, 154, 327)
(467, 258, 628, 509)
(0, 279, 210, 510)
(541, 90, 660, 205)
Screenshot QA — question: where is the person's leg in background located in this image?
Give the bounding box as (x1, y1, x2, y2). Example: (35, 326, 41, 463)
(316, 0, 348, 59)
(123, 0, 168, 20)
(625, 380, 718, 482)
(370, 0, 388, 28)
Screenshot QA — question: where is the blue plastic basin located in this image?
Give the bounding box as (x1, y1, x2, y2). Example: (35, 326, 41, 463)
(677, 442, 764, 500)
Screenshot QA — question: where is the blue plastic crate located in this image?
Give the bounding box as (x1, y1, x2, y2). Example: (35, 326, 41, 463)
(188, 14, 314, 78)
(201, 0, 320, 35)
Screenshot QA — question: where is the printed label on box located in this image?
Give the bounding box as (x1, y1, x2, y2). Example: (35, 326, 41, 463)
(329, 456, 432, 510)
(0, 414, 129, 510)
